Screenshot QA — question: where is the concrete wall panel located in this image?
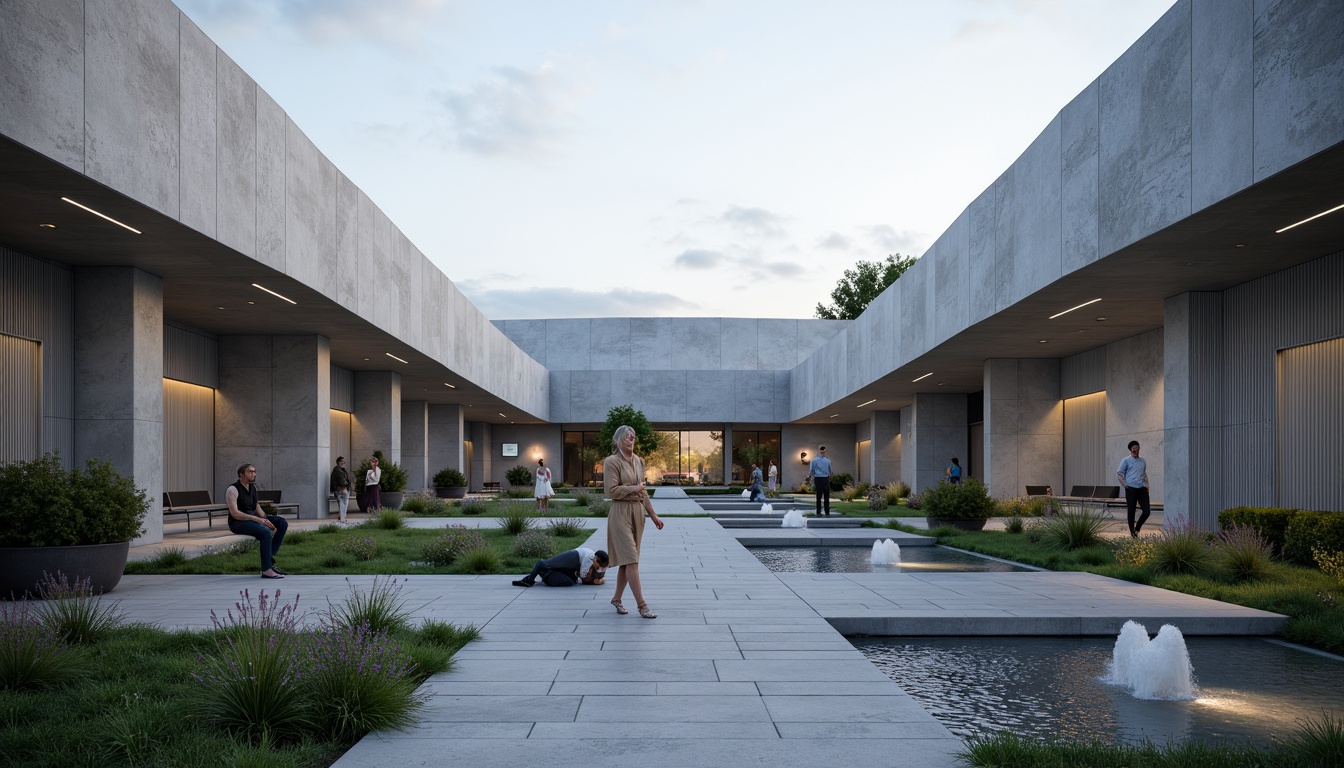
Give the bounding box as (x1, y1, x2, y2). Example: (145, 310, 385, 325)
(216, 52, 256, 258)
(675, 318, 722, 370)
(721, 318, 758, 369)
(178, 14, 216, 238)
(631, 318, 674, 370)
(0, 0, 84, 171)
(255, 92, 287, 271)
(994, 117, 1063, 309)
(591, 318, 633, 370)
(1061, 80, 1101, 273)
(1191, 0, 1254, 213)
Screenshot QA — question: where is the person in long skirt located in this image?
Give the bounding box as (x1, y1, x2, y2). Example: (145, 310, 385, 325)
(604, 425, 664, 619)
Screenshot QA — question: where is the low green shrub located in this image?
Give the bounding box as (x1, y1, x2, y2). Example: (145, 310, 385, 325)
(323, 576, 411, 634)
(1218, 506, 1297, 556)
(399, 490, 436, 514)
(588, 500, 611, 518)
(1316, 547, 1344, 585)
(867, 486, 889, 511)
(503, 488, 533, 499)
(1284, 510, 1344, 566)
(514, 530, 556, 559)
(545, 517, 586, 538)
(1037, 505, 1109, 551)
(1004, 516, 1025, 534)
(1112, 534, 1158, 566)
(1215, 524, 1275, 582)
(922, 478, 995, 520)
(828, 472, 853, 490)
(459, 547, 502, 573)
(336, 536, 380, 562)
(146, 546, 189, 569)
(904, 491, 923, 510)
(459, 498, 486, 515)
(571, 490, 593, 507)
(505, 465, 534, 487)
(419, 526, 486, 566)
(1151, 524, 1216, 576)
(499, 506, 535, 535)
(432, 467, 466, 488)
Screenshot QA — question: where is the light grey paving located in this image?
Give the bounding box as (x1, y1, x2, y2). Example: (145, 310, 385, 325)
(116, 517, 1286, 768)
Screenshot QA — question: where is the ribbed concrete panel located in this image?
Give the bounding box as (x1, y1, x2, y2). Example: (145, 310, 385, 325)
(1064, 392, 1107, 489)
(330, 364, 354, 412)
(163, 378, 213, 495)
(1277, 338, 1344, 510)
(1061, 347, 1106, 399)
(330, 410, 351, 467)
(163, 322, 218, 388)
(0, 334, 41, 462)
(1, 246, 74, 461)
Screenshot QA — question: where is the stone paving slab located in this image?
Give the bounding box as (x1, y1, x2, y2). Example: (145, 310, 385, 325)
(110, 517, 1283, 768)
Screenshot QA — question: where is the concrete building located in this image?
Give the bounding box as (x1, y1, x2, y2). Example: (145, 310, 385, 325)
(2, 0, 1342, 545)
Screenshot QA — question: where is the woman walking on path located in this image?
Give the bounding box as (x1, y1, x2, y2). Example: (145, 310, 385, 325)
(534, 458, 554, 512)
(604, 425, 664, 619)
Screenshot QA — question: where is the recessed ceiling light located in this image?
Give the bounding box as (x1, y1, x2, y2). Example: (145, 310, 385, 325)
(215, 306, 225, 310)
(1048, 298, 1101, 320)
(252, 283, 296, 305)
(39, 223, 55, 229)
(498, 412, 507, 418)
(386, 353, 409, 364)
(912, 372, 933, 383)
(829, 414, 838, 418)
(363, 357, 370, 361)
(1235, 243, 1245, 248)
(857, 398, 877, 408)
(444, 383, 456, 389)
(1276, 201, 1344, 233)
(247, 300, 256, 305)
(1038, 339, 1048, 344)
(61, 197, 142, 234)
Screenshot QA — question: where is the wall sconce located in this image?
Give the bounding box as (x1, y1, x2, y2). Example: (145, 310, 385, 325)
(800, 451, 808, 465)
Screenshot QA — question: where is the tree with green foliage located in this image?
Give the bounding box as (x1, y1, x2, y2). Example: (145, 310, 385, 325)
(814, 254, 916, 320)
(599, 404, 660, 457)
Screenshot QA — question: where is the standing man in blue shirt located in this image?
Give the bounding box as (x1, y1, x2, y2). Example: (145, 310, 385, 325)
(807, 445, 833, 516)
(1116, 440, 1151, 538)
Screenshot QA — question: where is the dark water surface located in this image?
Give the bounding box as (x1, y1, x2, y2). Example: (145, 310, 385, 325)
(853, 636, 1344, 747)
(749, 545, 1032, 573)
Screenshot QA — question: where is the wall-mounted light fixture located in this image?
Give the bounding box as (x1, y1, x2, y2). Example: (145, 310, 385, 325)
(800, 451, 808, 465)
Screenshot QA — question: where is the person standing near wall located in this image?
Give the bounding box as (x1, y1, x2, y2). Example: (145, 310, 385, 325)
(1117, 441, 1151, 537)
(330, 456, 351, 524)
(807, 445, 833, 516)
(534, 458, 554, 512)
(946, 458, 962, 484)
(767, 460, 778, 491)
(365, 455, 382, 513)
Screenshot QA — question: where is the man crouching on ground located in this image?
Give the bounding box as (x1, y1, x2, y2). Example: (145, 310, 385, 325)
(513, 548, 608, 587)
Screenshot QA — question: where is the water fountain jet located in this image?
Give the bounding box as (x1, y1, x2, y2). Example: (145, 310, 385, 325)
(870, 538, 901, 566)
(780, 508, 806, 528)
(1105, 620, 1195, 700)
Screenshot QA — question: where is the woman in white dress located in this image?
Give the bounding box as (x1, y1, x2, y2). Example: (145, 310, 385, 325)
(534, 458, 554, 512)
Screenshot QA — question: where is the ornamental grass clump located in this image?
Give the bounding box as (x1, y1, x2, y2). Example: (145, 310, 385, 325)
(192, 589, 307, 745)
(1151, 524, 1216, 576)
(1215, 524, 1275, 582)
(1037, 505, 1110, 551)
(0, 598, 82, 690)
(459, 498, 486, 516)
(33, 571, 126, 644)
(336, 536, 380, 562)
(399, 489, 435, 514)
(323, 576, 411, 634)
(514, 531, 556, 559)
(299, 619, 425, 744)
(545, 517, 586, 538)
(499, 505, 535, 535)
(571, 490, 593, 507)
(459, 546, 502, 573)
(367, 509, 408, 530)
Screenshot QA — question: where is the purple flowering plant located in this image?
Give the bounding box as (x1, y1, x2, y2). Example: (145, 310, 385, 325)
(34, 570, 126, 644)
(0, 597, 81, 690)
(299, 617, 424, 744)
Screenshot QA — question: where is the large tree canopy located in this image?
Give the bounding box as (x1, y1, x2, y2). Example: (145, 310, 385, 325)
(814, 254, 916, 320)
(599, 404, 661, 458)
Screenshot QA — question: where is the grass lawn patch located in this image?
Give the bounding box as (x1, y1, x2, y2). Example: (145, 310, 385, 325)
(127, 525, 594, 576)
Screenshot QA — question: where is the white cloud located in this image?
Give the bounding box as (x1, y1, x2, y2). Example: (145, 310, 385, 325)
(458, 285, 697, 319)
(816, 232, 851, 250)
(721, 205, 788, 239)
(674, 248, 725, 269)
(434, 63, 575, 156)
(863, 224, 926, 255)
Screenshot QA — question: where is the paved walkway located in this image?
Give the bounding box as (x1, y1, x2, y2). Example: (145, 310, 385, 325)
(112, 515, 1283, 768)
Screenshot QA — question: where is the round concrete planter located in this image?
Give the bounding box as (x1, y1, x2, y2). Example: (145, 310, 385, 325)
(0, 541, 131, 598)
(381, 491, 404, 510)
(926, 517, 989, 531)
(435, 486, 467, 499)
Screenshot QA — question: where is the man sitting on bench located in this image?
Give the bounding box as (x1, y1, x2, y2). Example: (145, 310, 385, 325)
(226, 463, 288, 579)
(513, 548, 608, 588)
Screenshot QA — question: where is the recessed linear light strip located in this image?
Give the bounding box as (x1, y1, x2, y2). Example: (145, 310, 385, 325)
(443, 383, 456, 389)
(857, 398, 877, 408)
(1277, 202, 1344, 234)
(912, 372, 933, 383)
(61, 197, 142, 234)
(1049, 297, 1102, 320)
(251, 283, 296, 304)
(386, 353, 409, 364)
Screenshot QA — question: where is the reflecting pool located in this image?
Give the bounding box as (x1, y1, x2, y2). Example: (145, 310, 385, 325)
(749, 545, 1032, 573)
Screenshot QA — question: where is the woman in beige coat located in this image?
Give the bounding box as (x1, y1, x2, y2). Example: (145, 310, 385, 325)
(604, 425, 664, 618)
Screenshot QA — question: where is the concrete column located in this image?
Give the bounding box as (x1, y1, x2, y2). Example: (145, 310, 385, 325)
(353, 371, 401, 464)
(872, 410, 902, 485)
(905, 393, 968, 493)
(1106, 329, 1166, 511)
(428, 403, 465, 480)
(1164, 293, 1222, 529)
(469, 421, 493, 490)
(983, 359, 1063, 499)
(73, 267, 163, 545)
(216, 335, 330, 519)
(401, 400, 428, 490)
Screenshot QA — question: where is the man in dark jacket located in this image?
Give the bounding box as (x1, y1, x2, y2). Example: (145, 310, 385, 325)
(513, 548, 608, 587)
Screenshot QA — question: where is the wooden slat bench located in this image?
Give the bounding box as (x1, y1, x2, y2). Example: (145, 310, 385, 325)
(163, 490, 228, 532)
(481, 481, 501, 494)
(257, 489, 301, 519)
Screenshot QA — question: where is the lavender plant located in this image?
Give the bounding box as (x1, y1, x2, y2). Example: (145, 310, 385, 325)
(336, 536, 380, 562)
(192, 589, 308, 744)
(419, 525, 486, 566)
(34, 570, 126, 644)
(1216, 524, 1275, 581)
(514, 530, 556, 559)
(299, 619, 425, 744)
(0, 598, 82, 690)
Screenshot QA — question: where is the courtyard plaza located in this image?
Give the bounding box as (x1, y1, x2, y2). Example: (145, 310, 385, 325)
(117, 491, 1276, 767)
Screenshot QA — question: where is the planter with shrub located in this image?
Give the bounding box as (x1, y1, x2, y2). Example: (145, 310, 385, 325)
(355, 451, 409, 511)
(433, 467, 468, 499)
(0, 453, 148, 597)
(922, 477, 996, 531)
